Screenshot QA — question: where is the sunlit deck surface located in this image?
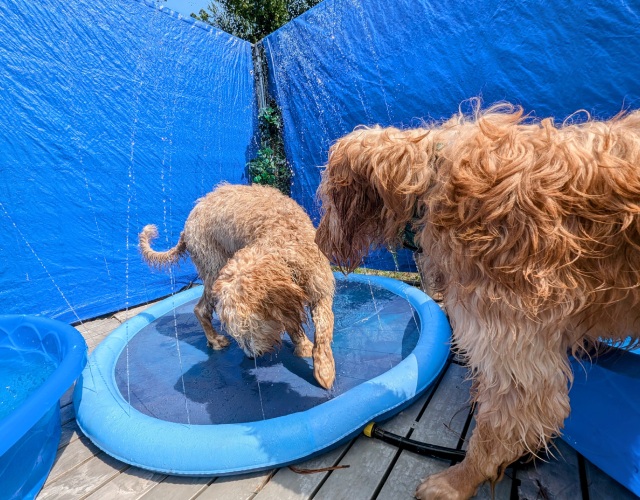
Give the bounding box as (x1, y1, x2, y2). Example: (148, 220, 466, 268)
(39, 296, 637, 500)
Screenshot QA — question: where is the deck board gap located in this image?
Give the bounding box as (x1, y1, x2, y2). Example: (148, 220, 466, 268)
(508, 463, 520, 500)
(189, 477, 217, 499)
(372, 380, 445, 497)
(246, 470, 278, 499)
(577, 452, 590, 500)
(371, 447, 404, 500)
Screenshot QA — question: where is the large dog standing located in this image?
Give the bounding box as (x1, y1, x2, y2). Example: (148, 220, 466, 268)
(315, 103, 640, 498)
(140, 183, 336, 390)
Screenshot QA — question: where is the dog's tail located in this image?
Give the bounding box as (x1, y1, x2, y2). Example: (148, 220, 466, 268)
(139, 224, 188, 269)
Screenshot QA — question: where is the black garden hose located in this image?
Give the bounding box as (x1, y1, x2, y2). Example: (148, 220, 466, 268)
(363, 422, 466, 463)
(363, 422, 529, 469)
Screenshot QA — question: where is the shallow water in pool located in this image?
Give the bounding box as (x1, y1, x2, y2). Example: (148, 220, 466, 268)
(0, 353, 57, 419)
(115, 279, 421, 425)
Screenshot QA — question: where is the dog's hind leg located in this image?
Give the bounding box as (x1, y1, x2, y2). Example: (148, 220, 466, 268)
(289, 328, 314, 358)
(194, 292, 230, 350)
(311, 296, 335, 390)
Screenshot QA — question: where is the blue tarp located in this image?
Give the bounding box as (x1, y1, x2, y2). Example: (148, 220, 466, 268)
(0, 0, 255, 322)
(3, 0, 640, 317)
(264, 0, 640, 269)
(565, 349, 640, 496)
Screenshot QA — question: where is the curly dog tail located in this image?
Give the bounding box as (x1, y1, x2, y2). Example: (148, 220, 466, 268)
(138, 224, 188, 269)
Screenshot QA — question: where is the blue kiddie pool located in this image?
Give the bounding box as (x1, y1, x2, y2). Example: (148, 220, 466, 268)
(0, 315, 87, 499)
(74, 273, 451, 475)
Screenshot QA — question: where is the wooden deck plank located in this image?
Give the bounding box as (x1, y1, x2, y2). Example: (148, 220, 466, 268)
(138, 475, 213, 500)
(38, 452, 128, 499)
(584, 458, 638, 499)
(197, 470, 275, 499)
(315, 437, 399, 500)
(83, 466, 167, 500)
(314, 389, 435, 499)
(45, 436, 101, 486)
(253, 443, 350, 500)
(376, 363, 474, 500)
(516, 438, 582, 500)
(58, 420, 81, 450)
(75, 317, 122, 344)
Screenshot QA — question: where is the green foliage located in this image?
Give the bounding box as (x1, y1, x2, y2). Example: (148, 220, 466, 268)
(247, 105, 292, 195)
(191, 0, 322, 43)
(191, 1, 312, 194)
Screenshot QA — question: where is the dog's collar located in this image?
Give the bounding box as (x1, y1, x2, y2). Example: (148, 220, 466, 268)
(401, 144, 443, 252)
(401, 208, 423, 253)
(399, 144, 442, 254)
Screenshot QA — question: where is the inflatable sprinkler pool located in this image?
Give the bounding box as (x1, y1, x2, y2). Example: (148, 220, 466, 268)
(74, 273, 451, 475)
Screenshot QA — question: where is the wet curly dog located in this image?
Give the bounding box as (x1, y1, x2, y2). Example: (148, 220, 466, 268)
(315, 103, 640, 498)
(140, 183, 336, 390)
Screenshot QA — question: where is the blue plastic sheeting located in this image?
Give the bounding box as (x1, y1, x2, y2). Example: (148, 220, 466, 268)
(564, 348, 640, 496)
(0, 315, 87, 499)
(74, 273, 451, 475)
(0, 0, 255, 323)
(264, 0, 640, 269)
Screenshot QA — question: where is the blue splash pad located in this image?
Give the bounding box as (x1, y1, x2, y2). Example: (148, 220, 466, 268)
(75, 273, 450, 475)
(115, 280, 420, 425)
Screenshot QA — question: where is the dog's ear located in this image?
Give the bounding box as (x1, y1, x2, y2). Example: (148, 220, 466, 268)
(263, 274, 309, 339)
(316, 131, 387, 272)
(214, 250, 309, 352)
(316, 127, 436, 271)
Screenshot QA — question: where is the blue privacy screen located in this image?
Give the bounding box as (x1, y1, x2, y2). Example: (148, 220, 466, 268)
(0, 0, 255, 322)
(3, 0, 640, 317)
(263, 0, 640, 269)
(564, 348, 640, 497)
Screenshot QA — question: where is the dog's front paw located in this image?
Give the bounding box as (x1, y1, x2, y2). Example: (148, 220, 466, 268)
(415, 472, 470, 500)
(207, 335, 230, 350)
(313, 345, 335, 390)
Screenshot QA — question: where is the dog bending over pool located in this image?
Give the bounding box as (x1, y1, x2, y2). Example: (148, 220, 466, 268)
(139, 183, 336, 390)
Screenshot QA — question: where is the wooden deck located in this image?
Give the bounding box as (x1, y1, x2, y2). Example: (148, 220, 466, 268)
(38, 301, 637, 500)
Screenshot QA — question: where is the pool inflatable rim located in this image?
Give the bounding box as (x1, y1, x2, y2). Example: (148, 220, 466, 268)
(74, 273, 451, 475)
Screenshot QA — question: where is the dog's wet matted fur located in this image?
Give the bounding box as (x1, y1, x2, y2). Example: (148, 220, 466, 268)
(139, 183, 336, 390)
(315, 102, 640, 498)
